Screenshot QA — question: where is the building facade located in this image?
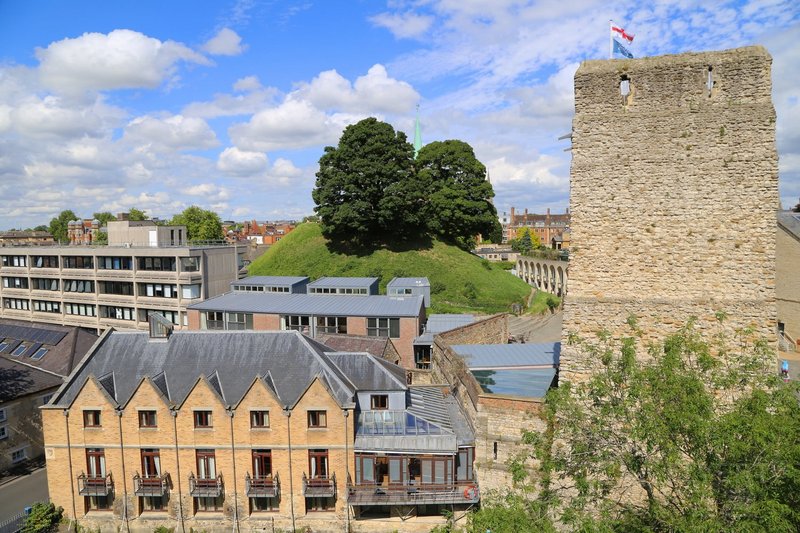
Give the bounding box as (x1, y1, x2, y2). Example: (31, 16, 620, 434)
(499, 207, 570, 245)
(41, 328, 476, 532)
(0, 221, 245, 332)
(777, 211, 800, 351)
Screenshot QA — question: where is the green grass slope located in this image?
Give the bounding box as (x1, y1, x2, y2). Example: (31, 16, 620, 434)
(248, 223, 531, 314)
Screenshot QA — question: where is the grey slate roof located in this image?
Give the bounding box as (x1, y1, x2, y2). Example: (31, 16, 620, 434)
(450, 342, 560, 369)
(232, 276, 309, 287)
(387, 277, 430, 287)
(188, 293, 424, 317)
(324, 353, 407, 391)
(414, 314, 476, 345)
(307, 277, 378, 288)
(315, 334, 394, 359)
(0, 318, 97, 377)
(778, 211, 800, 240)
(0, 357, 63, 402)
(51, 330, 359, 409)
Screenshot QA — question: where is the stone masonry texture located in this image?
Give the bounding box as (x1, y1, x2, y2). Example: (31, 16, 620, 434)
(562, 46, 779, 381)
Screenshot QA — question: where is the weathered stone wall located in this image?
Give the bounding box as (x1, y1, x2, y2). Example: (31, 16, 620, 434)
(563, 46, 779, 381)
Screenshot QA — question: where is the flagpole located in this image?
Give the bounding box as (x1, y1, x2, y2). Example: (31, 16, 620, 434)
(609, 20, 613, 59)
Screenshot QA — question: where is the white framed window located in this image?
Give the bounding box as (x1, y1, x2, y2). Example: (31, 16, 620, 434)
(0, 408, 6, 422)
(11, 448, 27, 463)
(0, 425, 7, 440)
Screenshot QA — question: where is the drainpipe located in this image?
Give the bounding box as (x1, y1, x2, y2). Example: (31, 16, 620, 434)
(283, 407, 296, 533)
(171, 408, 186, 533)
(64, 409, 78, 531)
(116, 409, 131, 533)
(227, 407, 240, 533)
(343, 409, 350, 533)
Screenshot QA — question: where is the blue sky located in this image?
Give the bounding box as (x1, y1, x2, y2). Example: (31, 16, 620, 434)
(0, 0, 798, 229)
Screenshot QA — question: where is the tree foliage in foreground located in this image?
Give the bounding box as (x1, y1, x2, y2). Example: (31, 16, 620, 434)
(22, 502, 62, 533)
(464, 317, 800, 532)
(313, 118, 497, 250)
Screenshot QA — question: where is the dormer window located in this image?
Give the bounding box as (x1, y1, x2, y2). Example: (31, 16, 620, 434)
(370, 394, 389, 410)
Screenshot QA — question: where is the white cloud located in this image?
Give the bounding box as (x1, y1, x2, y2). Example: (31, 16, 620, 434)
(202, 28, 247, 56)
(182, 83, 278, 118)
(36, 29, 210, 94)
(217, 147, 268, 176)
(124, 114, 218, 151)
(185, 183, 231, 201)
(229, 99, 341, 151)
(233, 75, 262, 92)
(370, 11, 434, 39)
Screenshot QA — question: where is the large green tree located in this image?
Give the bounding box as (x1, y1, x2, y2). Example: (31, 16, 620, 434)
(48, 210, 78, 243)
(127, 207, 147, 221)
(92, 211, 117, 226)
(170, 206, 223, 241)
(416, 140, 500, 249)
(312, 118, 425, 248)
(485, 317, 800, 532)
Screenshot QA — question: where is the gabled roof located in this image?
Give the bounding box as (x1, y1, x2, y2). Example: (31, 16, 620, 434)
(50, 330, 359, 409)
(0, 319, 97, 377)
(0, 357, 63, 402)
(188, 293, 424, 317)
(324, 352, 407, 391)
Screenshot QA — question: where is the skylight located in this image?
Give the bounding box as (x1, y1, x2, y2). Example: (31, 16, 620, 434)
(12, 344, 27, 356)
(31, 348, 48, 360)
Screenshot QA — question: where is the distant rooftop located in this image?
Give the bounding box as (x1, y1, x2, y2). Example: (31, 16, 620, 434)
(387, 277, 430, 287)
(307, 277, 379, 288)
(414, 314, 476, 345)
(450, 342, 560, 370)
(189, 292, 424, 317)
(232, 276, 309, 287)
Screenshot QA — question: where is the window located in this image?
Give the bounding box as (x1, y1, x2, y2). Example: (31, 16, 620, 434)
(140, 283, 177, 298)
(65, 303, 96, 316)
(205, 311, 224, 330)
(139, 411, 157, 428)
(137, 257, 177, 271)
(138, 309, 179, 325)
(63, 256, 93, 269)
(84, 410, 101, 427)
(0, 425, 7, 440)
(97, 256, 133, 270)
(307, 410, 327, 428)
(100, 281, 133, 296)
(11, 448, 27, 463)
(366, 317, 400, 338)
(316, 316, 347, 334)
(64, 279, 94, 293)
(180, 257, 199, 272)
(1, 255, 27, 267)
(85, 448, 109, 510)
(181, 284, 201, 299)
(41, 394, 53, 405)
(2, 277, 29, 289)
(31, 348, 48, 360)
(194, 411, 212, 428)
(282, 315, 310, 332)
(100, 306, 135, 321)
(306, 449, 333, 511)
(370, 395, 389, 410)
(139, 448, 164, 510)
(3, 298, 30, 310)
(12, 343, 27, 356)
(250, 411, 270, 428)
(31, 278, 59, 291)
(33, 300, 60, 313)
(32, 256, 59, 268)
(226, 312, 252, 330)
(0, 408, 5, 422)
(195, 449, 221, 512)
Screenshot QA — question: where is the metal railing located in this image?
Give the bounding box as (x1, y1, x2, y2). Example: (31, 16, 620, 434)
(302, 472, 336, 497)
(188, 473, 223, 498)
(346, 473, 479, 506)
(133, 473, 170, 496)
(779, 331, 797, 352)
(77, 472, 113, 496)
(245, 472, 280, 498)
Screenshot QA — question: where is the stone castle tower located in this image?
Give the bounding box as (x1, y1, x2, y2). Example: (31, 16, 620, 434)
(561, 46, 779, 381)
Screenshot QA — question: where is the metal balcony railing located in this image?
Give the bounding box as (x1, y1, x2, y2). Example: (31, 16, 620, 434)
(77, 472, 113, 496)
(245, 472, 280, 498)
(302, 472, 336, 498)
(189, 473, 223, 498)
(133, 473, 170, 496)
(346, 474, 479, 506)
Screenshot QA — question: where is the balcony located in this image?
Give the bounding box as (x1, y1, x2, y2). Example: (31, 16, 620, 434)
(189, 473, 223, 498)
(245, 473, 280, 498)
(133, 473, 170, 497)
(77, 473, 113, 496)
(346, 476, 479, 506)
(302, 472, 336, 498)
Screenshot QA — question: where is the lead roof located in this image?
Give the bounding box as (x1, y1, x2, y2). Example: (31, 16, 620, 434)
(188, 293, 424, 317)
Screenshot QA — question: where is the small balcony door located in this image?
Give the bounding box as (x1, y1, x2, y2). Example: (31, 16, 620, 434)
(252, 450, 272, 478)
(197, 450, 216, 479)
(141, 449, 161, 478)
(86, 448, 106, 478)
(309, 450, 328, 479)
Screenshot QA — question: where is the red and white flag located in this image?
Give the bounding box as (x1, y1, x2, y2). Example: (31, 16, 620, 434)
(612, 24, 634, 43)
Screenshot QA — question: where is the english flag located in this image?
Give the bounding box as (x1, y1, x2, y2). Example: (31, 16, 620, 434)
(612, 24, 634, 43)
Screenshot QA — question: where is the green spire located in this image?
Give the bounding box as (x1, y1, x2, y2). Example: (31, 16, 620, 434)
(413, 104, 423, 158)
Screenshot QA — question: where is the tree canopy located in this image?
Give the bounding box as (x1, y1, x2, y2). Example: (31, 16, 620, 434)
(92, 211, 117, 226)
(313, 118, 499, 250)
(313, 117, 424, 248)
(417, 140, 500, 249)
(48, 209, 78, 243)
(127, 207, 148, 221)
(467, 317, 800, 532)
(170, 205, 223, 241)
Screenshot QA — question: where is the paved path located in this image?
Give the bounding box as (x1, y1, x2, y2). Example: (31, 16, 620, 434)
(508, 311, 562, 343)
(0, 467, 48, 524)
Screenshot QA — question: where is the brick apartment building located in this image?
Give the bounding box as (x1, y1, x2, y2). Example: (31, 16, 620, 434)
(41, 327, 476, 532)
(499, 207, 570, 245)
(0, 220, 245, 332)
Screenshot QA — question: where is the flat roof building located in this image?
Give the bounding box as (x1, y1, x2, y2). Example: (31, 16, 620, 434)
(231, 276, 310, 294)
(387, 277, 430, 307)
(307, 277, 379, 296)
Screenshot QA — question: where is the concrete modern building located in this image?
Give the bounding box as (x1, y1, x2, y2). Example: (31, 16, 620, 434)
(0, 319, 97, 472)
(307, 277, 379, 296)
(187, 293, 425, 369)
(0, 221, 245, 332)
(386, 277, 430, 307)
(41, 328, 477, 532)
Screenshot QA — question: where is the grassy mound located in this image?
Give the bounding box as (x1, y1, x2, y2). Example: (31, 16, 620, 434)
(248, 223, 531, 314)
